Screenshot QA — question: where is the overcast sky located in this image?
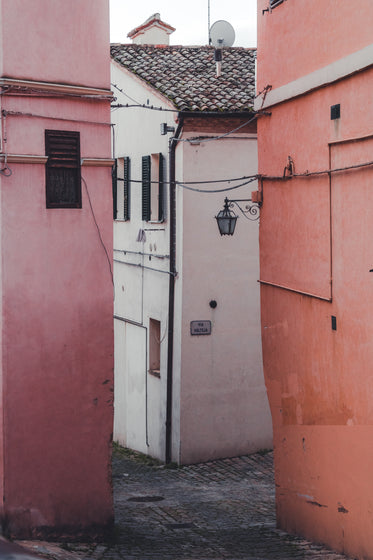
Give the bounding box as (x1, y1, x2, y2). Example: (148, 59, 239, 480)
(109, 0, 257, 48)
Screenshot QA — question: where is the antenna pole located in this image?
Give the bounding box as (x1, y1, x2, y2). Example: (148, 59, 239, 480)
(208, 0, 211, 45)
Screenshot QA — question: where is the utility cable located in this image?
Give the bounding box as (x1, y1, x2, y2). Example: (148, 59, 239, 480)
(177, 176, 258, 193)
(117, 174, 258, 186)
(175, 114, 257, 144)
(82, 176, 114, 286)
(111, 83, 142, 106)
(3, 109, 112, 127)
(260, 158, 373, 181)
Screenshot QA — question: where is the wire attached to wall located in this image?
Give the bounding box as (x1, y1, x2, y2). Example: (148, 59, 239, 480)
(177, 176, 258, 193)
(260, 156, 373, 181)
(0, 110, 12, 176)
(118, 173, 258, 186)
(175, 114, 257, 144)
(111, 83, 260, 120)
(81, 175, 114, 286)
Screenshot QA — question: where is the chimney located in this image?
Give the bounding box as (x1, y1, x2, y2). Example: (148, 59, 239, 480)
(127, 13, 175, 46)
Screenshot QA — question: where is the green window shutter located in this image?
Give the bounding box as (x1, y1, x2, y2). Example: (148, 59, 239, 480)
(112, 159, 118, 219)
(158, 153, 164, 221)
(123, 156, 130, 220)
(142, 155, 151, 221)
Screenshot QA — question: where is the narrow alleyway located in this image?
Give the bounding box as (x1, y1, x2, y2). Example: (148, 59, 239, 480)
(20, 448, 354, 560)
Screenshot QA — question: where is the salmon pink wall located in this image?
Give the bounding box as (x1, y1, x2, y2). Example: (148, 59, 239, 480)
(257, 0, 373, 91)
(257, 0, 373, 557)
(0, 0, 113, 538)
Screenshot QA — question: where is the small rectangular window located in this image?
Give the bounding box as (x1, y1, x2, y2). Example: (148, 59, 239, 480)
(149, 318, 161, 377)
(45, 130, 81, 208)
(142, 153, 165, 222)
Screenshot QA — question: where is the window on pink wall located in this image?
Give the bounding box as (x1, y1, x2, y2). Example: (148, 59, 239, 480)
(45, 130, 81, 209)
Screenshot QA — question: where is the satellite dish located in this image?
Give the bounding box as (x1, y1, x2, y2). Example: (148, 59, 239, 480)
(209, 20, 235, 48)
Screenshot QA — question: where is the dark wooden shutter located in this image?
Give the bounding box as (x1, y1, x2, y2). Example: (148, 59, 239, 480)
(142, 155, 151, 221)
(112, 159, 118, 219)
(158, 153, 164, 221)
(45, 130, 81, 208)
(123, 156, 130, 221)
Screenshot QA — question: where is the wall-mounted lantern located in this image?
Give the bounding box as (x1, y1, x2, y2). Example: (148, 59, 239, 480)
(215, 197, 260, 236)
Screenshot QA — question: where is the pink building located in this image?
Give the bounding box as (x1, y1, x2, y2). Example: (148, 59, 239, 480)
(0, 0, 114, 538)
(256, 0, 373, 557)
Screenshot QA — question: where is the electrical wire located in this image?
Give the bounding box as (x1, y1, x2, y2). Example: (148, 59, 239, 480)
(113, 258, 177, 276)
(3, 109, 112, 127)
(175, 114, 257, 143)
(111, 102, 259, 121)
(111, 103, 181, 113)
(111, 82, 143, 106)
(110, 84, 258, 119)
(293, 159, 373, 178)
(113, 248, 170, 259)
(113, 156, 373, 197)
(0, 110, 12, 176)
(177, 176, 258, 193)
(260, 158, 373, 181)
(1, 84, 112, 101)
(117, 174, 258, 186)
(81, 176, 114, 286)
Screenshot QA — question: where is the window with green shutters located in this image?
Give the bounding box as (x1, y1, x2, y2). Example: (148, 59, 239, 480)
(158, 153, 164, 221)
(142, 155, 151, 221)
(142, 153, 165, 222)
(113, 157, 131, 220)
(112, 159, 118, 219)
(123, 156, 130, 221)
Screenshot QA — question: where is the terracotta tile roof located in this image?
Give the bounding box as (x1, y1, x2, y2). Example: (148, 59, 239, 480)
(110, 44, 256, 113)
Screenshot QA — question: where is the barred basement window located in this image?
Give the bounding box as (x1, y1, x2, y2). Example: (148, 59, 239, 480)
(45, 130, 81, 208)
(142, 153, 165, 222)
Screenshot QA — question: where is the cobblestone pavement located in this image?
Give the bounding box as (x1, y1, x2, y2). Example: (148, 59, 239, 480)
(19, 449, 355, 560)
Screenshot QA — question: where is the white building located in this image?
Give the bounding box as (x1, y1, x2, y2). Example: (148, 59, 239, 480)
(111, 15, 272, 464)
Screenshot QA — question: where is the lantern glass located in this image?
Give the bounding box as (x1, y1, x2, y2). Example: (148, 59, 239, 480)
(215, 208, 238, 236)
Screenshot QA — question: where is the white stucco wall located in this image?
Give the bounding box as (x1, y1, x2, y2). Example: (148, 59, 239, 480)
(112, 61, 176, 460)
(112, 59, 272, 464)
(174, 129, 273, 464)
(132, 26, 171, 46)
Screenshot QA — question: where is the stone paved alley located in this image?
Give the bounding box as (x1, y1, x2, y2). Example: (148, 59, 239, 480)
(19, 448, 354, 560)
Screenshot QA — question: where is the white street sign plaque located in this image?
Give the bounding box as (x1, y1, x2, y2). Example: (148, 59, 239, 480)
(190, 320, 212, 336)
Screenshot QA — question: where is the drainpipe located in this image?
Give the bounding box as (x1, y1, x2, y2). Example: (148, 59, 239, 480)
(165, 116, 183, 464)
